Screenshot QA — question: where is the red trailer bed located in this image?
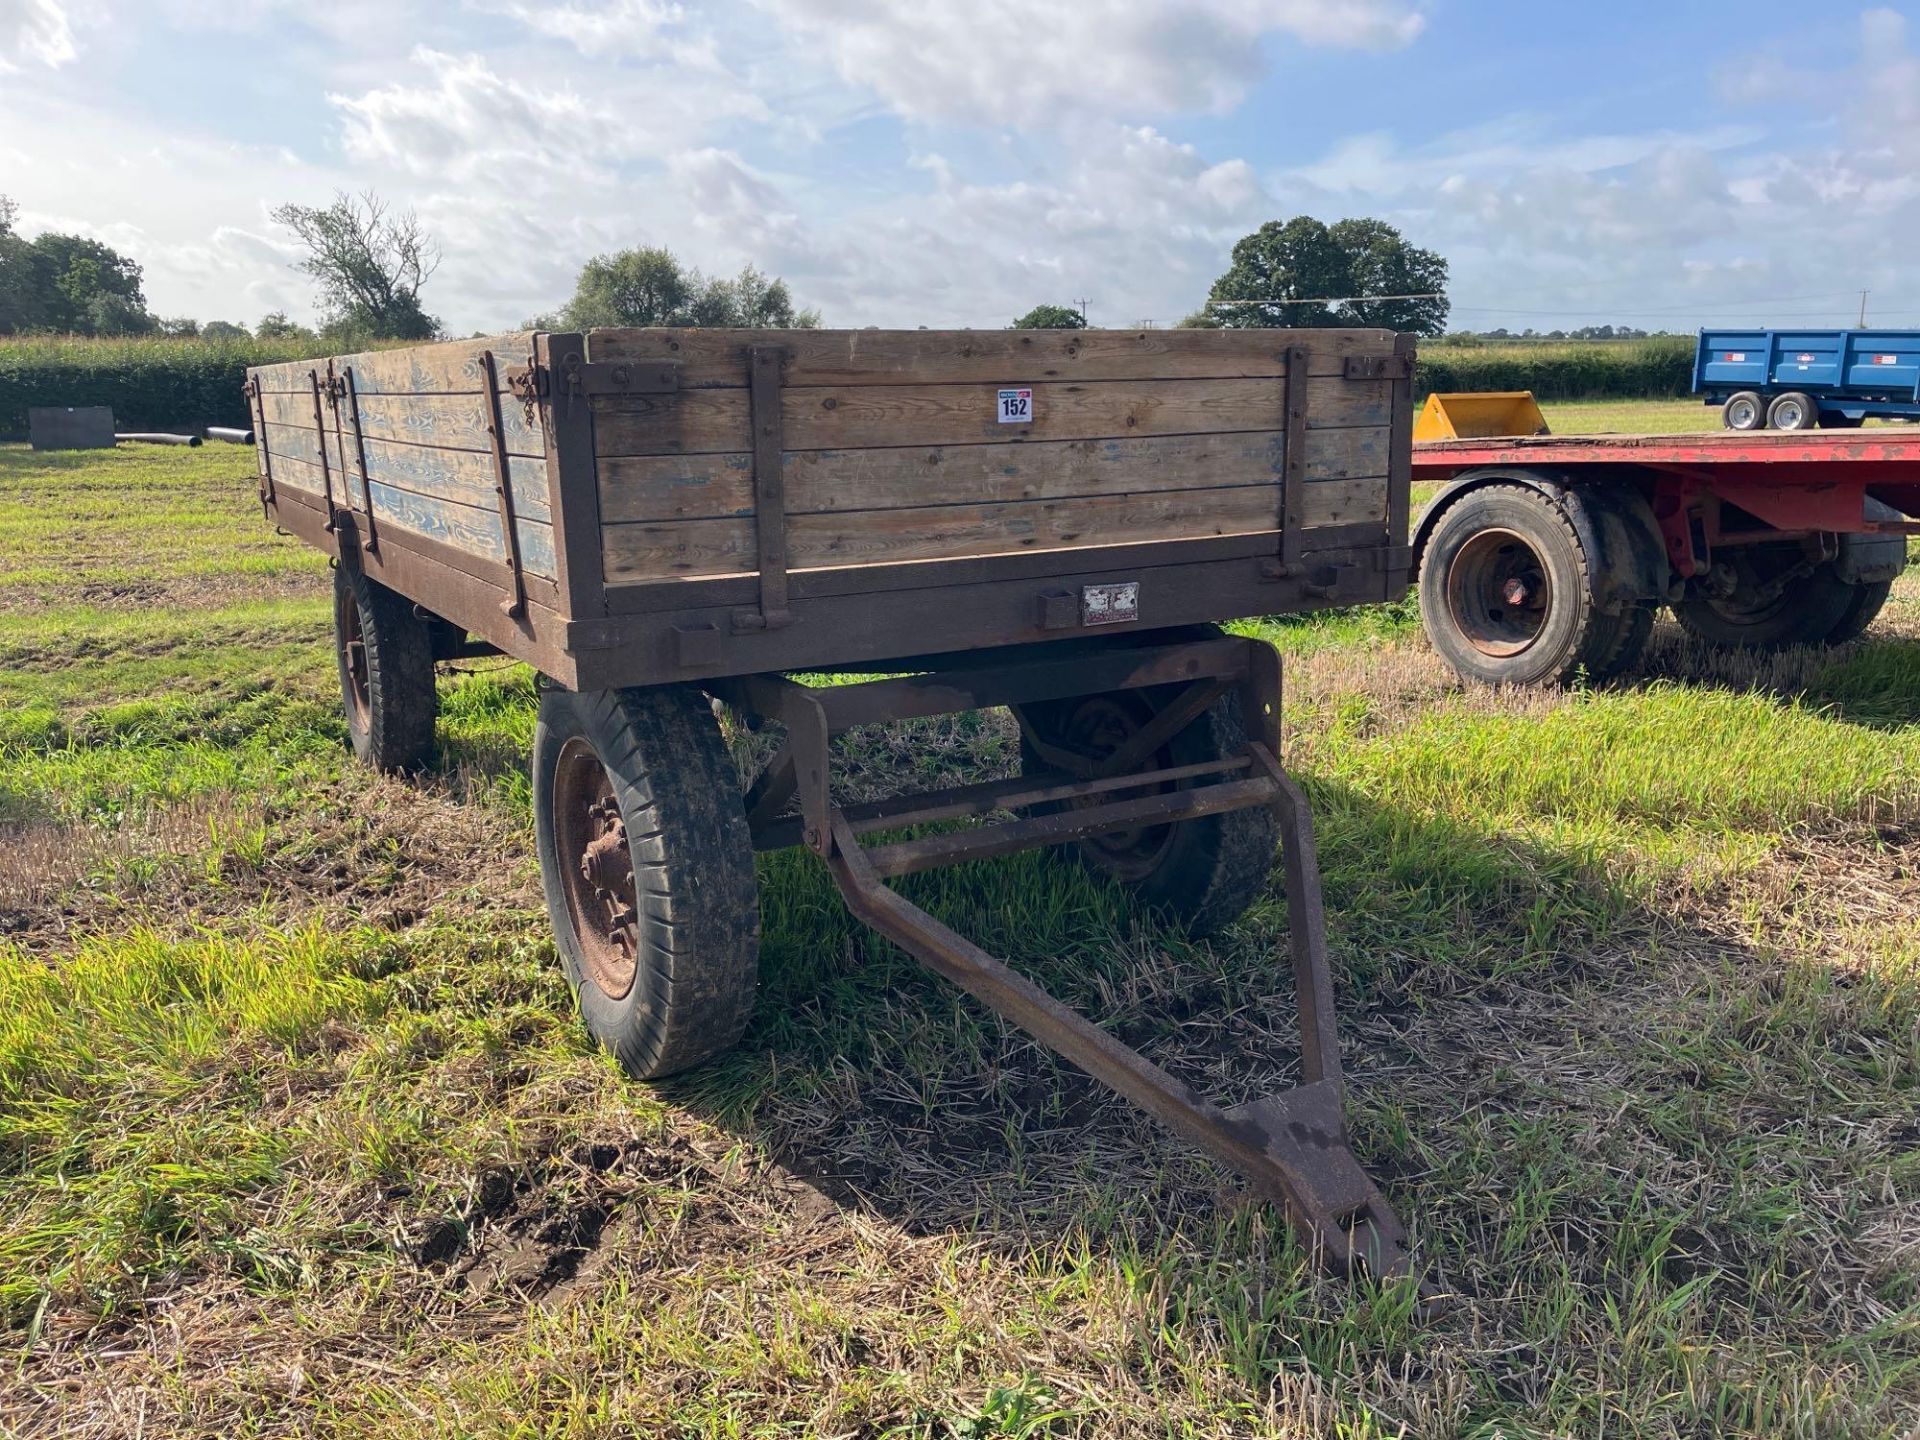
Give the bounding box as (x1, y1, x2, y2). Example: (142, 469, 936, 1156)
(1407, 430, 1917, 684)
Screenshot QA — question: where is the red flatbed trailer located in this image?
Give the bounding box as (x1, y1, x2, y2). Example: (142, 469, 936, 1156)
(1407, 430, 1917, 684)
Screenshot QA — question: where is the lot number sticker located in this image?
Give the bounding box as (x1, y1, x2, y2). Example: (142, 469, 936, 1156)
(997, 388, 1033, 424)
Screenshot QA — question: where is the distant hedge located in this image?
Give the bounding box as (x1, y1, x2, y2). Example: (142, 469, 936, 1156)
(1415, 335, 1695, 401)
(0, 336, 328, 439)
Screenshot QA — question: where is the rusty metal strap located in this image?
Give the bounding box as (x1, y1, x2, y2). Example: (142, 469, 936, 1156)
(480, 350, 529, 619)
(341, 367, 378, 555)
(307, 368, 338, 532)
(1278, 342, 1310, 574)
(737, 344, 793, 633)
(244, 377, 275, 511)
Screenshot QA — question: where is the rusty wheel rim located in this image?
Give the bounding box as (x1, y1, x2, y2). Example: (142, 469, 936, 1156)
(1061, 696, 1175, 880)
(340, 591, 372, 729)
(551, 737, 640, 1000)
(1445, 526, 1552, 658)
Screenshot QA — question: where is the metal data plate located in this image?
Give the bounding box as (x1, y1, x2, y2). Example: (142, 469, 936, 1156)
(1081, 581, 1139, 626)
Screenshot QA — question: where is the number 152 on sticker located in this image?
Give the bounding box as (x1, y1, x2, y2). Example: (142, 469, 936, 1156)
(996, 388, 1033, 424)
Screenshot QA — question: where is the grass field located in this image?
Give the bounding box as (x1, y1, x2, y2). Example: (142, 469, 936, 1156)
(2, 412, 1918, 1438)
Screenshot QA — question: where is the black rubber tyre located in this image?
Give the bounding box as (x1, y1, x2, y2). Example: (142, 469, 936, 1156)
(533, 685, 759, 1080)
(1767, 391, 1818, 431)
(1674, 551, 1857, 650)
(1722, 391, 1766, 431)
(1015, 671, 1278, 939)
(1818, 411, 1865, 430)
(1592, 603, 1656, 679)
(333, 564, 436, 772)
(1418, 484, 1628, 685)
(1826, 579, 1894, 644)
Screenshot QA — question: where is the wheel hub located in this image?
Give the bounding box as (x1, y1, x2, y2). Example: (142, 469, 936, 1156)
(1054, 695, 1176, 880)
(1445, 527, 1552, 659)
(552, 739, 640, 999)
(339, 593, 371, 727)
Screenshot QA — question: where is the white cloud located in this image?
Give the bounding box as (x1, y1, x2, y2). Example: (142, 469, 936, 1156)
(751, 0, 1425, 125)
(330, 49, 607, 181)
(470, 0, 684, 57)
(0, 0, 76, 69)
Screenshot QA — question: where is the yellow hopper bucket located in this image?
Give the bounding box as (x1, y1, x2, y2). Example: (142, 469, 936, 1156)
(1414, 391, 1549, 442)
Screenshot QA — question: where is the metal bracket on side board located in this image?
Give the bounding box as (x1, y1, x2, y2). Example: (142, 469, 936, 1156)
(733, 343, 796, 635)
(1262, 342, 1312, 581)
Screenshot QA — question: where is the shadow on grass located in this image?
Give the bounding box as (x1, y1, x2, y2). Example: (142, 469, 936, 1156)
(650, 755, 1919, 1422)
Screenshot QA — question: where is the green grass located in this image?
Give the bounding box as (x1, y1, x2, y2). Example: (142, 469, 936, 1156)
(3, 441, 1919, 1437)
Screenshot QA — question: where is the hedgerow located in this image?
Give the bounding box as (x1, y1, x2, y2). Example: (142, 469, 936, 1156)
(0, 336, 323, 439)
(1415, 336, 1695, 400)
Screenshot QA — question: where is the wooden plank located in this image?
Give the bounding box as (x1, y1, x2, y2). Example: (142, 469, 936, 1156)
(261, 421, 550, 524)
(267, 450, 557, 579)
(535, 329, 609, 624)
(593, 376, 1388, 458)
(597, 427, 1387, 524)
(600, 480, 1386, 582)
(586, 327, 1399, 388)
(250, 333, 531, 396)
(257, 388, 543, 458)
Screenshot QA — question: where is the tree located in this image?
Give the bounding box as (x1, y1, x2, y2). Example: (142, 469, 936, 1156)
(1201, 216, 1448, 336)
(1011, 303, 1085, 329)
(0, 199, 155, 335)
(155, 316, 199, 338)
(540, 247, 821, 330)
(19, 231, 149, 334)
(0, 195, 39, 334)
(86, 294, 155, 336)
(272, 190, 440, 343)
(255, 310, 313, 343)
(202, 320, 251, 341)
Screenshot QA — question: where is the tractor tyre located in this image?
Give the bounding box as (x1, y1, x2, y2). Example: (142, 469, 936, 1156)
(534, 684, 760, 1080)
(1417, 484, 1631, 685)
(1722, 392, 1766, 431)
(1766, 391, 1818, 431)
(333, 565, 437, 773)
(1015, 665, 1278, 939)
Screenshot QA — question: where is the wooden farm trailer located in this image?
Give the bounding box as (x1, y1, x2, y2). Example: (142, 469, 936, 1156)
(246, 326, 1420, 1288)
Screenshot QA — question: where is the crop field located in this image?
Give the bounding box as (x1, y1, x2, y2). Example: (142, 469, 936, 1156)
(2, 404, 1918, 1437)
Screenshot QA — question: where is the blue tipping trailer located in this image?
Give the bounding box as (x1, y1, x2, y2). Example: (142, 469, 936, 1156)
(1694, 327, 1920, 430)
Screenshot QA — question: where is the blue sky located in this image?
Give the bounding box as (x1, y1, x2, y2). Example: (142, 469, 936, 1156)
(3, 0, 1918, 335)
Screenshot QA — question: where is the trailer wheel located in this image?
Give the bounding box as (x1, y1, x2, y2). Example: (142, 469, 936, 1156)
(1417, 484, 1631, 685)
(1826, 579, 1894, 644)
(1722, 391, 1766, 431)
(1015, 677, 1278, 938)
(333, 565, 436, 772)
(533, 684, 759, 1080)
(1597, 603, 1656, 678)
(1767, 391, 1818, 431)
(1674, 551, 1856, 650)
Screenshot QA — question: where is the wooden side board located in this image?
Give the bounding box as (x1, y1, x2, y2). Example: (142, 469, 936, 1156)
(591, 375, 1387, 457)
(585, 326, 1398, 388)
(598, 426, 1385, 524)
(250, 333, 532, 396)
(589, 357, 1395, 584)
(257, 388, 543, 458)
(261, 422, 551, 524)
(601, 479, 1382, 581)
(266, 447, 558, 580)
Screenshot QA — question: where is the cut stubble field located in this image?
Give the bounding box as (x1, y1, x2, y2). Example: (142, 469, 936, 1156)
(1, 399, 1918, 1438)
